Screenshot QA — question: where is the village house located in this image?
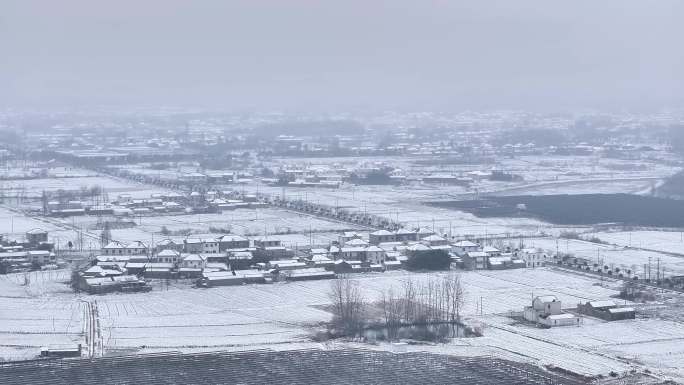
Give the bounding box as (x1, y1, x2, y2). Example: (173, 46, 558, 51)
(308, 254, 335, 269)
(183, 238, 204, 254)
(155, 249, 182, 264)
(483, 246, 501, 257)
(578, 300, 636, 321)
(227, 250, 253, 270)
(217, 235, 250, 251)
(365, 246, 386, 264)
(523, 295, 581, 327)
(25, 228, 48, 246)
(369, 230, 395, 245)
(254, 238, 281, 248)
(394, 228, 418, 242)
(516, 248, 548, 268)
(488, 254, 526, 270)
(333, 259, 363, 274)
(340, 246, 367, 261)
(102, 241, 148, 256)
(269, 259, 307, 270)
(155, 239, 183, 253)
(181, 254, 206, 269)
(82, 265, 124, 278)
(285, 267, 336, 281)
(406, 243, 433, 256)
(27, 250, 56, 265)
(421, 234, 448, 247)
(452, 240, 481, 256)
(339, 231, 363, 246)
(416, 228, 435, 239)
(76, 274, 150, 294)
(464, 251, 489, 270)
(344, 238, 369, 247)
(178, 254, 206, 278)
(202, 239, 219, 254)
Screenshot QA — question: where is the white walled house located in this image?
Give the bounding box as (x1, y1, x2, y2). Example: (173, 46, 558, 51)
(340, 246, 367, 260)
(155, 249, 181, 264)
(369, 230, 395, 245)
(28, 250, 55, 265)
(339, 232, 363, 246)
(202, 240, 219, 254)
(465, 251, 488, 270)
(181, 254, 206, 269)
(102, 241, 148, 256)
(421, 234, 448, 247)
(523, 295, 581, 327)
(365, 246, 386, 264)
(482, 246, 501, 257)
(394, 228, 417, 242)
(516, 248, 548, 268)
(452, 240, 481, 256)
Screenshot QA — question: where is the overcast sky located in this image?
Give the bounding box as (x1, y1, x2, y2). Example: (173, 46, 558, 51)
(1, 0, 682, 112)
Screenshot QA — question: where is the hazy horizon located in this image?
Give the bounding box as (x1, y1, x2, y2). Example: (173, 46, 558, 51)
(2, 0, 683, 112)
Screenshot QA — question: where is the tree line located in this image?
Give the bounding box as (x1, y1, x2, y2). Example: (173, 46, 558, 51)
(328, 273, 466, 341)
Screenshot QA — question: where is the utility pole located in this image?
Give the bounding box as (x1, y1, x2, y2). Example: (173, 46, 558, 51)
(556, 239, 559, 259)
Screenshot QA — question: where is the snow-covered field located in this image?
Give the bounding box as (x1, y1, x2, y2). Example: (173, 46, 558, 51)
(0, 270, 83, 361)
(594, 230, 684, 255)
(3, 267, 684, 381)
(0, 206, 62, 235)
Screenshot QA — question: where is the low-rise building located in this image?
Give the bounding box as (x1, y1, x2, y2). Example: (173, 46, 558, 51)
(28, 250, 55, 265)
(365, 246, 386, 264)
(452, 240, 480, 256)
(217, 235, 250, 251)
(370, 230, 395, 245)
(155, 249, 182, 264)
(102, 241, 148, 256)
(488, 255, 525, 270)
(516, 248, 548, 268)
(394, 228, 417, 242)
(421, 234, 448, 247)
(578, 300, 636, 321)
(26, 228, 48, 246)
(523, 295, 581, 327)
(285, 268, 335, 281)
(464, 251, 488, 270)
(76, 274, 150, 294)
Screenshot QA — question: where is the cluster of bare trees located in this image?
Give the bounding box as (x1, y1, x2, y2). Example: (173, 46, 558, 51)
(380, 273, 466, 339)
(327, 273, 466, 341)
(328, 277, 367, 336)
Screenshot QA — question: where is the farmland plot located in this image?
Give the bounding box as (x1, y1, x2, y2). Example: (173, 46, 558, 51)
(595, 230, 684, 255)
(0, 271, 83, 361)
(3, 267, 684, 381)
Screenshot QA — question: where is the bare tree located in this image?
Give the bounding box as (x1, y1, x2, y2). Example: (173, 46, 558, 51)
(380, 287, 401, 340)
(401, 277, 417, 324)
(328, 276, 366, 336)
(444, 273, 465, 334)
